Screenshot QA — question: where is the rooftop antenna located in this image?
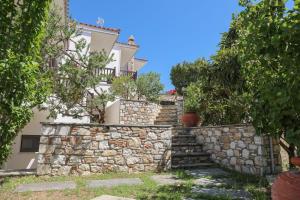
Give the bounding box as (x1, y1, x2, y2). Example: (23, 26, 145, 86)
(96, 17, 105, 27)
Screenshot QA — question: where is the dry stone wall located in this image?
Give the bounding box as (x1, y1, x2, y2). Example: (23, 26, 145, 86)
(119, 100, 161, 125)
(37, 123, 172, 176)
(178, 125, 282, 175)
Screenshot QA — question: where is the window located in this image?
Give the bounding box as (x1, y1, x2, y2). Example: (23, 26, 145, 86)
(20, 135, 40, 152)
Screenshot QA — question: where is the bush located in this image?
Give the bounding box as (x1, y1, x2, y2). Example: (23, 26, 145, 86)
(136, 72, 164, 102)
(111, 76, 136, 100)
(170, 59, 209, 95)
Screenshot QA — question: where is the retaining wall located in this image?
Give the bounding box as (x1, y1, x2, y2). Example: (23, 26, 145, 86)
(119, 100, 161, 125)
(37, 123, 172, 176)
(174, 125, 282, 175)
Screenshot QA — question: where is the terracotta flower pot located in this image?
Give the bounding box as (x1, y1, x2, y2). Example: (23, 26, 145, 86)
(272, 157, 300, 200)
(291, 157, 300, 167)
(181, 112, 200, 127)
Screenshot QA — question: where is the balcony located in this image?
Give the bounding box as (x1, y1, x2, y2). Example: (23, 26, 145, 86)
(94, 68, 137, 82)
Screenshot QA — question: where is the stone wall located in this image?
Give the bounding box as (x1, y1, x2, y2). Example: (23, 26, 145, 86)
(37, 123, 172, 176)
(119, 100, 161, 125)
(174, 125, 282, 175)
(176, 98, 183, 125)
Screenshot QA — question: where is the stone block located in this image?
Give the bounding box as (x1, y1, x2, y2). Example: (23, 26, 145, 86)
(102, 150, 117, 156)
(111, 132, 122, 139)
(99, 141, 109, 150)
(97, 157, 108, 164)
(51, 155, 66, 165)
(37, 164, 51, 175)
(69, 156, 81, 164)
(148, 132, 158, 140)
(227, 149, 234, 157)
(249, 144, 257, 150)
(254, 136, 262, 145)
(57, 166, 71, 176)
(245, 160, 254, 165)
(128, 138, 141, 148)
(238, 141, 246, 148)
(230, 157, 237, 165)
(126, 157, 140, 165)
(242, 149, 250, 159)
(57, 126, 70, 136)
(230, 142, 236, 149)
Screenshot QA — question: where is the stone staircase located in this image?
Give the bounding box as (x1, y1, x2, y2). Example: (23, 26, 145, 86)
(154, 101, 178, 125)
(171, 128, 214, 169)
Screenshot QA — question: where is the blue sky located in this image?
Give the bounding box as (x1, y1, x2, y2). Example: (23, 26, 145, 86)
(70, 0, 243, 91)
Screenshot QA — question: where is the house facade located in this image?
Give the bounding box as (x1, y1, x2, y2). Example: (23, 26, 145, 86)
(1, 0, 147, 170)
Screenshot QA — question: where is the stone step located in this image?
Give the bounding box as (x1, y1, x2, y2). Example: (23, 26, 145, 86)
(172, 135, 196, 143)
(172, 144, 203, 153)
(160, 101, 175, 105)
(172, 143, 201, 147)
(154, 121, 178, 125)
(154, 120, 177, 125)
(172, 157, 212, 166)
(160, 107, 177, 111)
(156, 117, 177, 122)
(171, 163, 215, 169)
(172, 152, 209, 157)
(157, 113, 177, 117)
(172, 130, 193, 136)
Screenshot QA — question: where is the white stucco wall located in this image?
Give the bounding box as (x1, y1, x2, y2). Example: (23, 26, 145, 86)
(2, 108, 53, 170)
(104, 99, 120, 124)
(107, 47, 121, 75)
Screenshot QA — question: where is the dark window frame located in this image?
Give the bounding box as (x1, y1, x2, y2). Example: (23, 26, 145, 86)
(20, 135, 40, 152)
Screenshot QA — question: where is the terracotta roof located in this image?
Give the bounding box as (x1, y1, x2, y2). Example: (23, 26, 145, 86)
(79, 22, 120, 34)
(116, 42, 139, 48)
(135, 58, 148, 62)
(64, 0, 69, 21)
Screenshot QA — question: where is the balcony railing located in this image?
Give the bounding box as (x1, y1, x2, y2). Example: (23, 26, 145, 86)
(119, 70, 137, 80)
(94, 68, 116, 77)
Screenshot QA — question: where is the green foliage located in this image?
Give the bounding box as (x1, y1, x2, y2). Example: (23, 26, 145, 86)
(42, 8, 114, 124)
(170, 59, 209, 95)
(136, 72, 164, 102)
(0, 1, 50, 165)
(182, 20, 249, 125)
(111, 76, 136, 100)
(236, 0, 300, 145)
(112, 72, 164, 102)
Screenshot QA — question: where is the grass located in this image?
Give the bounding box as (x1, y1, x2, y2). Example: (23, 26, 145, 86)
(0, 168, 271, 200)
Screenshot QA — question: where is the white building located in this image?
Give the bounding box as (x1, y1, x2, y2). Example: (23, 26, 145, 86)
(1, 0, 147, 170)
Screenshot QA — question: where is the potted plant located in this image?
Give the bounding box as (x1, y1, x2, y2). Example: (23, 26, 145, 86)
(181, 86, 200, 127)
(272, 156, 300, 199)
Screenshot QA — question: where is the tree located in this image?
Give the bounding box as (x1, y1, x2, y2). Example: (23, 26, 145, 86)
(136, 72, 164, 102)
(0, 0, 50, 165)
(183, 20, 249, 125)
(170, 59, 210, 95)
(41, 7, 115, 124)
(236, 0, 300, 148)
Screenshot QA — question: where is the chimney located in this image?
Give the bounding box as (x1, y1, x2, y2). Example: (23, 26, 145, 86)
(128, 35, 135, 45)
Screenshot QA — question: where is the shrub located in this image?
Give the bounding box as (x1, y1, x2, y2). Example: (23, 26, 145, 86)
(136, 72, 164, 102)
(111, 76, 136, 100)
(170, 59, 209, 95)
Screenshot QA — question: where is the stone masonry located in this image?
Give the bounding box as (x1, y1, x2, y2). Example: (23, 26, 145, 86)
(37, 123, 172, 176)
(119, 100, 161, 125)
(175, 125, 282, 175)
(37, 122, 282, 176)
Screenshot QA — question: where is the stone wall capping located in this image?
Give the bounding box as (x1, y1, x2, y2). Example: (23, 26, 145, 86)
(41, 122, 172, 128)
(173, 123, 253, 129)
